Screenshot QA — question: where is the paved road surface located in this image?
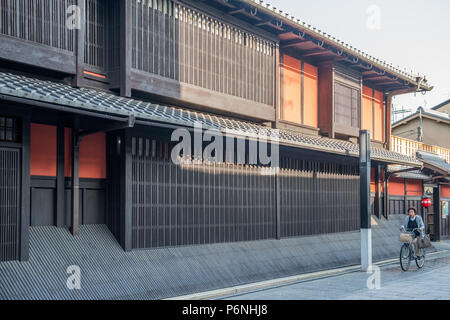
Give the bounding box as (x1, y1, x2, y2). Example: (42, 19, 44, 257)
(222, 253, 450, 300)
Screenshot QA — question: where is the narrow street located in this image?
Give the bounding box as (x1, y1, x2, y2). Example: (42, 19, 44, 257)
(222, 252, 450, 300)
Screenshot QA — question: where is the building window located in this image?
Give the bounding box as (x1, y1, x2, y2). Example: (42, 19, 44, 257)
(0, 116, 20, 143)
(334, 82, 360, 128)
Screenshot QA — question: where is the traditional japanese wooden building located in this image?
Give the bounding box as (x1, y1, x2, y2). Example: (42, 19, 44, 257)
(0, 0, 432, 267)
(390, 103, 450, 241)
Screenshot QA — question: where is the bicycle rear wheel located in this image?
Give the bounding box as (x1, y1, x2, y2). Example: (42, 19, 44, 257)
(400, 244, 411, 271)
(415, 249, 425, 268)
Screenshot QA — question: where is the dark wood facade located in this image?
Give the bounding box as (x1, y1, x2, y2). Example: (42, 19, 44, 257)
(0, 0, 430, 260)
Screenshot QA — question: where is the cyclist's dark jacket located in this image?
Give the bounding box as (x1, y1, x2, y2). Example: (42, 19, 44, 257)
(402, 215, 425, 238)
(407, 217, 418, 230)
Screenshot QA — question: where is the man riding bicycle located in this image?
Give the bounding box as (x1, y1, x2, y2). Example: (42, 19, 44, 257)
(400, 207, 425, 257)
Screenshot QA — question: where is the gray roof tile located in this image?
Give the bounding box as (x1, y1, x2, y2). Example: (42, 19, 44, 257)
(0, 72, 421, 166)
(417, 151, 450, 174)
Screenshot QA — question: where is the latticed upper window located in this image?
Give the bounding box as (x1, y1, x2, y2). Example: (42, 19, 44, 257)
(334, 82, 360, 128)
(0, 116, 20, 142)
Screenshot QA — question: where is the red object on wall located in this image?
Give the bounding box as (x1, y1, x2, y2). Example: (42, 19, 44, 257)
(421, 197, 432, 208)
(30, 123, 57, 176)
(441, 185, 450, 198)
(389, 178, 405, 196)
(65, 128, 106, 179)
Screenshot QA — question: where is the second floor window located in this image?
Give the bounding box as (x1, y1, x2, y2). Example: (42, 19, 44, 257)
(0, 116, 20, 143)
(334, 82, 360, 128)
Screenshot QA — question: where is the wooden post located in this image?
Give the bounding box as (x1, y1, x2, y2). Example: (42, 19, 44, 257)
(404, 178, 408, 214)
(56, 119, 65, 227)
(73, 0, 86, 88)
(119, 129, 132, 250)
(433, 186, 441, 241)
(70, 121, 81, 236)
(385, 96, 392, 150)
(374, 164, 382, 219)
(385, 169, 390, 220)
(274, 44, 280, 129)
(20, 112, 31, 261)
(120, 0, 132, 97)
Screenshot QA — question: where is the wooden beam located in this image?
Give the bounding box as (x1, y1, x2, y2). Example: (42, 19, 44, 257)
(228, 8, 245, 14)
(79, 116, 135, 137)
(255, 21, 271, 27)
(130, 70, 276, 122)
(0, 35, 76, 75)
(301, 49, 330, 57)
(280, 39, 310, 48)
(364, 75, 391, 81)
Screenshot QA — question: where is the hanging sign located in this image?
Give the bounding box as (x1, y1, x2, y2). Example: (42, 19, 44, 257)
(442, 201, 449, 219)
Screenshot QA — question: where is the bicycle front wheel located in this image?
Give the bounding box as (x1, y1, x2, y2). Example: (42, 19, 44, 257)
(415, 249, 425, 269)
(400, 244, 411, 271)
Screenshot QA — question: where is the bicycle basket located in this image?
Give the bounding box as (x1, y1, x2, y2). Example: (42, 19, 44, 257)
(400, 233, 413, 243)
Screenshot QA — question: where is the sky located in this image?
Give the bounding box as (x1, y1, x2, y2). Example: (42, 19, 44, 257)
(268, 0, 450, 114)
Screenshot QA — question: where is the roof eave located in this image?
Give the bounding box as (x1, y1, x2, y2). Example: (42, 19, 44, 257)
(240, 0, 432, 91)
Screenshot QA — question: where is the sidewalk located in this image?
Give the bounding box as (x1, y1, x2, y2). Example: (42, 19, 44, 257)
(222, 252, 450, 300)
(168, 241, 450, 300)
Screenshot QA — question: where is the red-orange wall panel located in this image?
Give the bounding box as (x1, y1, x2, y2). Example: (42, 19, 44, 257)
(65, 128, 106, 179)
(303, 62, 318, 128)
(441, 185, 450, 198)
(406, 179, 423, 196)
(362, 86, 373, 138)
(374, 90, 384, 142)
(282, 54, 301, 124)
(389, 178, 405, 196)
(30, 123, 57, 176)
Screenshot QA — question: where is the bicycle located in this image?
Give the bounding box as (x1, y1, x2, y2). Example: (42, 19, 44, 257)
(399, 228, 426, 271)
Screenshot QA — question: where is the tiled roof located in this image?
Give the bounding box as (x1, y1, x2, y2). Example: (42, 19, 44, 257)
(241, 0, 432, 91)
(0, 72, 421, 166)
(387, 165, 430, 180)
(392, 107, 450, 127)
(417, 151, 450, 174)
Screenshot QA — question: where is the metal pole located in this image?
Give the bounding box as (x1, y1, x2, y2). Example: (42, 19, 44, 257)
(360, 130, 372, 271)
